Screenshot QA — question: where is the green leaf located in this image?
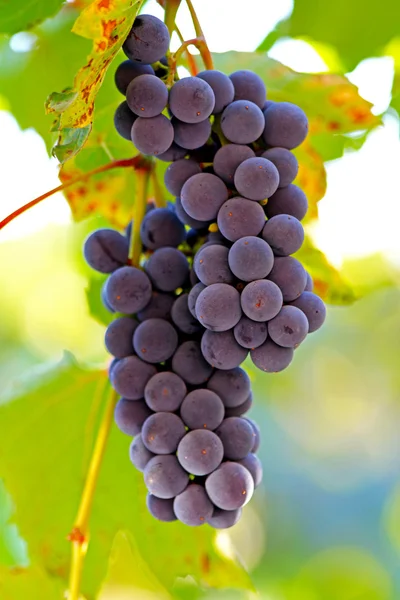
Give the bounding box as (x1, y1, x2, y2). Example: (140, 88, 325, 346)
(0, 0, 65, 34)
(0, 565, 65, 600)
(0, 355, 252, 599)
(0, 482, 27, 568)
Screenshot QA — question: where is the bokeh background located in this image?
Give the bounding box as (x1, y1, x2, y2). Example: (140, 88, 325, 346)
(1, 0, 400, 598)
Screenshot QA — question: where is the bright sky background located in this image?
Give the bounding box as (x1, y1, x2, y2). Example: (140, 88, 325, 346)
(1, 0, 399, 268)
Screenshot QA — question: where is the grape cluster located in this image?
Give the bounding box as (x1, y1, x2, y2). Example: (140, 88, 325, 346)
(82, 13, 327, 528)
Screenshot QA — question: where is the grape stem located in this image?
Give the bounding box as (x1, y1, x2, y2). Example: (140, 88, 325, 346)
(175, 24, 198, 75)
(185, 0, 213, 70)
(0, 155, 151, 233)
(151, 168, 166, 208)
(128, 168, 150, 266)
(67, 384, 118, 600)
(162, 0, 182, 36)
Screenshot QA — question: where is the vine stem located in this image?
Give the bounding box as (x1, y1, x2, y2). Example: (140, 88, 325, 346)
(185, 0, 213, 70)
(151, 168, 166, 208)
(175, 24, 198, 75)
(128, 168, 150, 266)
(67, 385, 118, 600)
(0, 155, 151, 232)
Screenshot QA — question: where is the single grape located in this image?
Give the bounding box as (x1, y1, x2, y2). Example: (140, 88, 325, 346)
(123, 14, 170, 65)
(140, 207, 185, 250)
(180, 389, 225, 431)
(234, 316, 268, 349)
(262, 214, 304, 256)
(114, 101, 137, 140)
(172, 341, 213, 385)
(234, 157, 279, 201)
(164, 159, 202, 196)
(146, 494, 177, 522)
(115, 60, 155, 94)
(174, 484, 214, 526)
(173, 118, 212, 150)
(268, 256, 306, 302)
(188, 282, 206, 318)
(250, 339, 294, 372)
(110, 356, 157, 399)
(244, 418, 260, 452)
(207, 367, 250, 408)
(221, 100, 264, 144)
(104, 316, 138, 358)
(144, 454, 189, 499)
(181, 173, 228, 221)
(230, 70, 266, 109)
(263, 101, 308, 149)
(114, 398, 153, 436)
(157, 143, 187, 162)
(268, 305, 308, 348)
(195, 284, 241, 332)
(108, 357, 119, 378)
(228, 236, 274, 282)
(241, 279, 283, 322)
(225, 392, 253, 417)
(305, 272, 313, 292)
(289, 291, 326, 333)
(239, 453, 263, 487)
(262, 147, 298, 187)
(213, 144, 255, 184)
(133, 318, 178, 363)
(84, 229, 129, 273)
(205, 462, 254, 510)
(129, 434, 154, 471)
(105, 266, 152, 314)
(265, 184, 308, 221)
(216, 417, 254, 460)
(177, 429, 224, 476)
(126, 74, 168, 117)
(145, 247, 189, 292)
(132, 114, 174, 156)
(174, 196, 210, 230)
(171, 293, 202, 335)
(144, 371, 187, 412)
(136, 291, 174, 322)
(217, 197, 265, 242)
(201, 330, 248, 370)
(141, 412, 186, 454)
(196, 70, 235, 114)
(194, 244, 233, 286)
(207, 507, 242, 529)
(169, 76, 215, 123)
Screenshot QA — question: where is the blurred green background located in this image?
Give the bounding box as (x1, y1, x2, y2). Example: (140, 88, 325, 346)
(1, 0, 400, 598)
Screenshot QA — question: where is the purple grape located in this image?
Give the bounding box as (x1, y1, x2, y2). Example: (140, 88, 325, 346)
(262, 147, 298, 187)
(213, 144, 255, 184)
(197, 70, 235, 114)
(157, 143, 187, 162)
(265, 184, 308, 221)
(101, 280, 115, 313)
(144, 371, 187, 412)
(141, 412, 186, 454)
(217, 197, 265, 242)
(201, 330, 248, 370)
(207, 507, 242, 529)
(234, 316, 268, 349)
(133, 318, 178, 363)
(241, 279, 283, 322)
(262, 214, 304, 256)
(126, 74, 168, 117)
(108, 357, 119, 378)
(268, 256, 306, 302)
(225, 392, 253, 417)
(188, 282, 206, 318)
(129, 434, 154, 471)
(221, 100, 264, 144)
(216, 417, 254, 460)
(234, 157, 279, 201)
(172, 340, 213, 385)
(84, 229, 129, 273)
(169, 76, 215, 123)
(263, 101, 308, 149)
(228, 236, 274, 282)
(207, 367, 251, 408)
(171, 293, 202, 334)
(104, 316, 138, 358)
(144, 454, 189, 499)
(177, 429, 224, 476)
(180, 389, 225, 431)
(181, 173, 228, 221)
(195, 284, 242, 332)
(174, 484, 214, 526)
(230, 70, 266, 109)
(105, 266, 152, 314)
(136, 291, 175, 322)
(289, 291, 326, 333)
(114, 101, 137, 140)
(164, 159, 202, 196)
(114, 398, 153, 435)
(110, 356, 157, 399)
(194, 244, 233, 286)
(145, 247, 189, 292)
(115, 60, 155, 94)
(305, 272, 313, 292)
(146, 494, 177, 522)
(244, 418, 260, 452)
(174, 196, 210, 230)
(239, 453, 263, 487)
(131, 114, 174, 156)
(140, 207, 186, 250)
(173, 118, 212, 150)
(250, 339, 294, 372)
(123, 14, 170, 65)
(205, 462, 254, 510)
(268, 305, 308, 348)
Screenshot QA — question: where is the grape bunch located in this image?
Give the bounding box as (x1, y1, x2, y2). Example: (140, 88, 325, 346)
(82, 12, 327, 527)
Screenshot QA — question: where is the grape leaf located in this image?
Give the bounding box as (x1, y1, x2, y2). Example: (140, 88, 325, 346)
(0, 354, 252, 599)
(46, 0, 144, 162)
(0, 0, 65, 35)
(0, 565, 64, 600)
